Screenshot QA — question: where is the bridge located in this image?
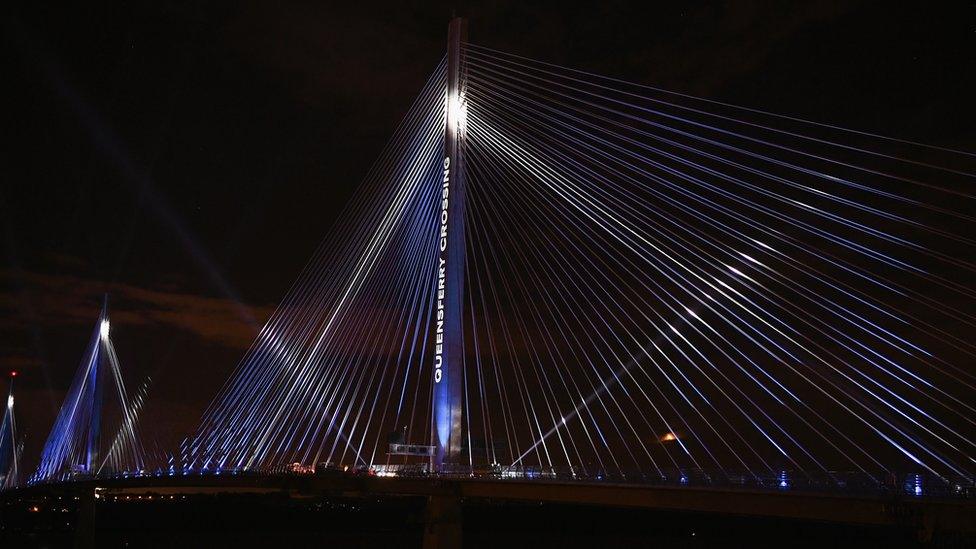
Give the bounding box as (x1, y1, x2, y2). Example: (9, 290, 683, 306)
(2, 17, 974, 547)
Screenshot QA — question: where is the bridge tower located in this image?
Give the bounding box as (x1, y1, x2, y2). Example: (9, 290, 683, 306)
(32, 294, 145, 483)
(0, 371, 19, 489)
(86, 295, 109, 473)
(433, 16, 468, 469)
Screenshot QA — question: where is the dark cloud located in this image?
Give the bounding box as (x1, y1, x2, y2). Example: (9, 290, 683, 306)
(0, 355, 43, 371)
(0, 268, 273, 352)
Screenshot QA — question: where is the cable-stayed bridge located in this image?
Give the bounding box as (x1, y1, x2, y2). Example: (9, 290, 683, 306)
(189, 19, 975, 490)
(3, 17, 974, 546)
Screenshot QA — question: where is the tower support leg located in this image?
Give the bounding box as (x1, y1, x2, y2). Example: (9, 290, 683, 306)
(422, 495, 463, 549)
(74, 488, 96, 549)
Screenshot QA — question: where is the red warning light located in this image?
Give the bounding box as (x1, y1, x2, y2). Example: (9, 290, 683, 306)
(9, 371, 17, 378)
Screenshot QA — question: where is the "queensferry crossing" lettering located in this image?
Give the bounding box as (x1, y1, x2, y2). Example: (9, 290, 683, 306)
(434, 156, 451, 384)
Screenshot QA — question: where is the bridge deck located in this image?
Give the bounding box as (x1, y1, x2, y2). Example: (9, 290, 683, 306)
(9, 474, 973, 537)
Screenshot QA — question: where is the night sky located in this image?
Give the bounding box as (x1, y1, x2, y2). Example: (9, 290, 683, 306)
(2, 2, 974, 471)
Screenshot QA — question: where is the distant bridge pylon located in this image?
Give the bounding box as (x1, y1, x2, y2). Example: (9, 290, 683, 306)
(0, 371, 20, 489)
(31, 296, 147, 483)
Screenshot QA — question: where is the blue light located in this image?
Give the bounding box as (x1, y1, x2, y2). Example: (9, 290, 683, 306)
(175, 44, 973, 489)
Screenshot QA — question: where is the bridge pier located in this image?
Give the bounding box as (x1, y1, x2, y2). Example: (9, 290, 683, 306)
(422, 495, 463, 549)
(73, 487, 96, 549)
